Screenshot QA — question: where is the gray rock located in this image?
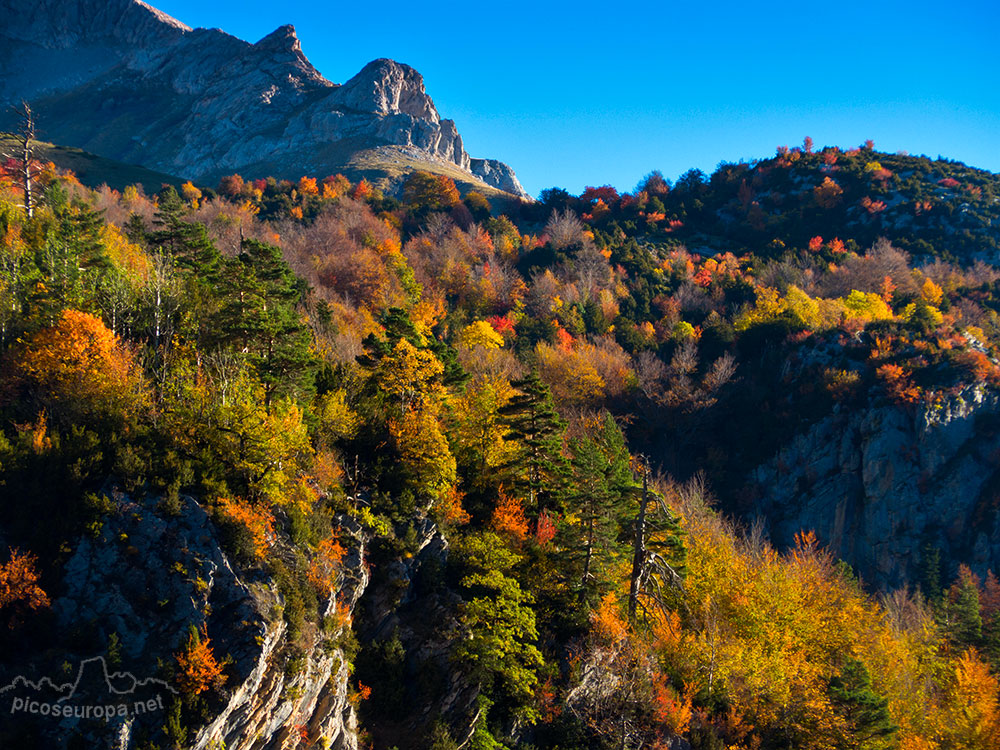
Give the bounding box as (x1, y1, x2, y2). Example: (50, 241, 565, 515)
(0, 0, 530, 198)
(751, 384, 1000, 588)
(470, 158, 528, 198)
(37, 491, 369, 749)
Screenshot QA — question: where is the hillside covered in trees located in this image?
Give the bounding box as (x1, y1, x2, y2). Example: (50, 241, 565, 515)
(3, 140, 1000, 750)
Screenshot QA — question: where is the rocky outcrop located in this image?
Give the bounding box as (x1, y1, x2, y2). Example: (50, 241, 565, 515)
(471, 158, 528, 198)
(751, 384, 1000, 589)
(21, 490, 369, 749)
(0, 0, 529, 197)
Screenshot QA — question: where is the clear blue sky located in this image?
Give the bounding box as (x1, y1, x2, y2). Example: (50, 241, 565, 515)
(153, 0, 1000, 198)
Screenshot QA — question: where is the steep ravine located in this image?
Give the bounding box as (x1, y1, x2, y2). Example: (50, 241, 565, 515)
(750, 384, 1000, 588)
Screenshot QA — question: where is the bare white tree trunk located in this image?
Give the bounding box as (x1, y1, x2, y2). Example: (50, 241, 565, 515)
(3, 101, 38, 218)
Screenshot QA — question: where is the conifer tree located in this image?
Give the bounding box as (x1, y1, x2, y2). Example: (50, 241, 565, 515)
(33, 193, 109, 322)
(628, 458, 686, 623)
(827, 658, 897, 750)
(498, 371, 569, 514)
(565, 413, 633, 597)
(211, 238, 314, 406)
(943, 566, 984, 649)
(150, 186, 221, 278)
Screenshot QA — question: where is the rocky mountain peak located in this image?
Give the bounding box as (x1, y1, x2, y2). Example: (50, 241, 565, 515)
(248, 22, 328, 88)
(0, 0, 530, 198)
(0, 0, 190, 47)
(254, 23, 300, 53)
(132, 0, 191, 32)
(334, 58, 439, 122)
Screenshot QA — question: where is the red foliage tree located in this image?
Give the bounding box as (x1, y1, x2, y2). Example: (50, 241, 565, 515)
(582, 185, 620, 205)
(536, 511, 557, 547)
(218, 174, 245, 197)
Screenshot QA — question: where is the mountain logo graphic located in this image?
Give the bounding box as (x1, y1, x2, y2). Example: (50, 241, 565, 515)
(2, 657, 176, 722)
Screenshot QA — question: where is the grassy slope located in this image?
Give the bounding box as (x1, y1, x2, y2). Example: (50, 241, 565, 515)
(1, 133, 187, 194)
(3, 134, 525, 205)
(199, 139, 524, 202)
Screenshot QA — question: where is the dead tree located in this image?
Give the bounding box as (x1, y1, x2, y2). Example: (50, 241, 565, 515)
(627, 456, 687, 623)
(3, 100, 39, 218)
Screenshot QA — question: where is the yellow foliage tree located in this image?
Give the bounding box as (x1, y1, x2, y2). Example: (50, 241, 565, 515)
(459, 320, 505, 350)
(734, 286, 786, 331)
(390, 405, 457, 501)
(843, 290, 894, 323)
(316, 388, 360, 445)
(450, 375, 518, 489)
(663, 481, 980, 750)
(100, 223, 151, 282)
(376, 338, 445, 413)
(181, 181, 202, 207)
(785, 285, 821, 329)
(920, 277, 944, 306)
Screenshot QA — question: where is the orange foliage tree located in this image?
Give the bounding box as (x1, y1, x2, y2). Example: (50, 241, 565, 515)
(436, 486, 472, 527)
(939, 648, 1000, 748)
(569, 594, 692, 747)
(6, 309, 148, 424)
(492, 488, 530, 542)
(814, 177, 844, 209)
(174, 624, 224, 696)
(877, 364, 921, 405)
(216, 497, 275, 561)
(307, 535, 346, 594)
(402, 171, 461, 211)
(297, 176, 319, 196)
(0, 547, 49, 627)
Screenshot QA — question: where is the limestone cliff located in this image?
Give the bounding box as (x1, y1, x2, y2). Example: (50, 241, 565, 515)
(750, 384, 1000, 589)
(0, 0, 530, 198)
(3, 491, 369, 749)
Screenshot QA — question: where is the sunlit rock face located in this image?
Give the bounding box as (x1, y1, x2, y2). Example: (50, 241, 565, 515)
(0, 0, 528, 197)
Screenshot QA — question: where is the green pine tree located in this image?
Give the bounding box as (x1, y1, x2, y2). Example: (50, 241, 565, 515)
(211, 238, 315, 406)
(943, 569, 983, 649)
(564, 413, 633, 599)
(827, 658, 897, 750)
(150, 186, 221, 278)
(498, 371, 569, 514)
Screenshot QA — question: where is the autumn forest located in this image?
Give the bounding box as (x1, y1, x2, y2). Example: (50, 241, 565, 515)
(3, 137, 1000, 750)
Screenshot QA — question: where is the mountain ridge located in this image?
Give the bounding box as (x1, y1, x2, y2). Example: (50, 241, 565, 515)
(0, 0, 528, 197)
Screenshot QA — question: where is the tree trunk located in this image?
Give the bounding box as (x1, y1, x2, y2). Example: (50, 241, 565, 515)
(15, 101, 35, 218)
(628, 456, 649, 623)
(582, 511, 595, 588)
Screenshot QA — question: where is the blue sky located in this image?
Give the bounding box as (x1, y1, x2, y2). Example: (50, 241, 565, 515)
(153, 0, 1000, 198)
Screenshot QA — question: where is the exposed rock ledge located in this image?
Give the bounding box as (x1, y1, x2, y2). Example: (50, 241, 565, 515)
(43, 492, 369, 749)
